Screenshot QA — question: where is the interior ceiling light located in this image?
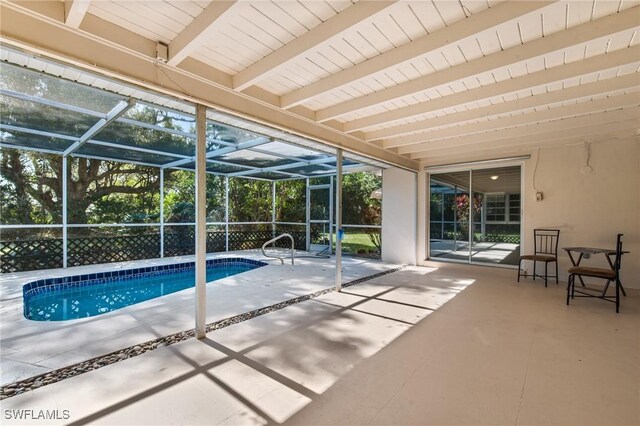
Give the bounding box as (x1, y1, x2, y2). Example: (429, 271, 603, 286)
(490, 175, 499, 180)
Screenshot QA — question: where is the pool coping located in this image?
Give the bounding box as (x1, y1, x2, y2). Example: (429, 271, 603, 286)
(0, 265, 404, 400)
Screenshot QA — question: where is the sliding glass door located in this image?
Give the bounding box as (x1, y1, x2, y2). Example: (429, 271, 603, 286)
(429, 165, 521, 266)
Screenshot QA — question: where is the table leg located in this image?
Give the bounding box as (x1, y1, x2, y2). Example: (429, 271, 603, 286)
(606, 253, 627, 297)
(570, 252, 587, 287)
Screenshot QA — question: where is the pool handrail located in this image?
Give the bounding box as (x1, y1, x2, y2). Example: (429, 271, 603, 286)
(262, 233, 295, 265)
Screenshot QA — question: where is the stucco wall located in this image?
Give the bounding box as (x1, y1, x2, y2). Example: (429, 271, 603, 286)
(382, 168, 417, 265)
(522, 139, 639, 288)
(418, 138, 639, 289)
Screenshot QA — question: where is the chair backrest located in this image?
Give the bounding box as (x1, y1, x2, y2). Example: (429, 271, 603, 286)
(613, 233, 624, 277)
(533, 229, 560, 257)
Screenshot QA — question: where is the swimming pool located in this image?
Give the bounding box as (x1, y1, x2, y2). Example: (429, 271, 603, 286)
(23, 258, 267, 321)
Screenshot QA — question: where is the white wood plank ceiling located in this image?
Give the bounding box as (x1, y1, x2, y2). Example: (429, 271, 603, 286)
(9, 0, 640, 165)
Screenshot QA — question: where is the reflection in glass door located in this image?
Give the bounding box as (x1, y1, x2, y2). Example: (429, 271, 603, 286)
(429, 171, 471, 261)
(429, 166, 521, 266)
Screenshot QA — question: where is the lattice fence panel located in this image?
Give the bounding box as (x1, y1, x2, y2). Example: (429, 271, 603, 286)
(482, 234, 521, 244)
(1, 229, 309, 273)
(163, 229, 195, 257)
(68, 234, 161, 266)
(207, 231, 226, 253)
(0, 239, 63, 273)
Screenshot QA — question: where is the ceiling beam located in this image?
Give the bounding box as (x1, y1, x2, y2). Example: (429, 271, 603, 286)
(373, 72, 640, 143)
(280, 1, 552, 109)
(0, 2, 419, 171)
(64, 0, 90, 28)
(232, 1, 397, 92)
(316, 5, 640, 123)
(415, 122, 639, 163)
(167, 1, 238, 66)
(386, 92, 640, 149)
(403, 107, 640, 157)
(344, 47, 639, 132)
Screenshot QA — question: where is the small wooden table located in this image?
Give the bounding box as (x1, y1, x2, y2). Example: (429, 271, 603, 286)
(563, 247, 628, 296)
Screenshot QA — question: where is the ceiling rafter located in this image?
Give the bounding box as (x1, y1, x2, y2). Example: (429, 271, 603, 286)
(168, 1, 239, 67)
(373, 72, 640, 144)
(64, 0, 90, 28)
(416, 123, 639, 164)
(385, 93, 639, 150)
(0, 2, 418, 170)
(344, 47, 639, 133)
(402, 107, 640, 157)
(316, 5, 640, 123)
(232, 1, 398, 92)
(280, 1, 552, 109)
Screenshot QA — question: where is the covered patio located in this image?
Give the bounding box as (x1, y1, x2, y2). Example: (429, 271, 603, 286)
(1, 0, 639, 424)
(2, 262, 639, 425)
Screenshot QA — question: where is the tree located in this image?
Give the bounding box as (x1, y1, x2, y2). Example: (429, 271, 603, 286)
(342, 171, 381, 225)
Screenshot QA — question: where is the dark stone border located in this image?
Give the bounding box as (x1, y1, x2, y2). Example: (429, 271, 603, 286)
(0, 266, 404, 400)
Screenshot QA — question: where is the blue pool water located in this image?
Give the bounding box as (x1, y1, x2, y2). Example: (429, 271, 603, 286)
(23, 258, 266, 321)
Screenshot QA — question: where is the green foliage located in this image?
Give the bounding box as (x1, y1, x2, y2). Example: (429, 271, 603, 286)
(228, 177, 272, 222)
(342, 172, 381, 225)
(275, 180, 305, 223)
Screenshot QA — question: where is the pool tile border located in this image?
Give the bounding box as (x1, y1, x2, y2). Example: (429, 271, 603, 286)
(1, 265, 403, 400)
(22, 258, 267, 308)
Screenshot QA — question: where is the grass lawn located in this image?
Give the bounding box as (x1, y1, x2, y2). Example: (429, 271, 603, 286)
(333, 232, 380, 256)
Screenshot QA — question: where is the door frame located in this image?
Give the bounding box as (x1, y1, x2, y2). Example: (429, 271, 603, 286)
(306, 178, 334, 254)
(425, 159, 526, 269)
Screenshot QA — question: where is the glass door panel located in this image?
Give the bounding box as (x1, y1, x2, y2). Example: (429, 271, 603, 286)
(429, 171, 471, 261)
(429, 166, 522, 266)
(470, 167, 521, 265)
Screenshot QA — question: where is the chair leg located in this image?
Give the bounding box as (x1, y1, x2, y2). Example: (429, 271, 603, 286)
(544, 262, 548, 287)
(517, 259, 521, 282)
(533, 261, 536, 281)
(566, 275, 572, 305)
(571, 275, 576, 299)
(555, 261, 559, 284)
(615, 278, 620, 313)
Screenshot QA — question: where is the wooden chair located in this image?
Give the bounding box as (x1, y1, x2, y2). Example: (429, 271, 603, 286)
(517, 229, 559, 287)
(566, 234, 623, 313)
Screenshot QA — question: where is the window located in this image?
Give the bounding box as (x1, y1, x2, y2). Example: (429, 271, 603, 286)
(509, 194, 521, 222)
(485, 193, 506, 222)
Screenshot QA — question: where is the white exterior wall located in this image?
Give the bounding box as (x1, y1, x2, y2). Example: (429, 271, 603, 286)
(382, 167, 417, 265)
(417, 138, 639, 289)
(521, 139, 639, 288)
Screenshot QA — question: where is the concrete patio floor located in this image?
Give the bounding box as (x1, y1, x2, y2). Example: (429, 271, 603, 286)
(1, 261, 638, 425)
(0, 250, 398, 385)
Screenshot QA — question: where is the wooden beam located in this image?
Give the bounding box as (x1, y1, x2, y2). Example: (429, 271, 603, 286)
(168, 1, 238, 66)
(0, 2, 418, 171)
(385, 92, 640, 149)
(372, 72, 640, 143)
(316, 5, 640, 122)
(64, 0, 90, 28)
(403, 107, 640, 157)
(232, 1, 397, 92)
(415, 122, 639, 163)
(343, 47, 639, 132)
(280, 1, 552, 109)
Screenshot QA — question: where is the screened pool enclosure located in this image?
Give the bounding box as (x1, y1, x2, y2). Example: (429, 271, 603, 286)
(0, 57, 384, 273)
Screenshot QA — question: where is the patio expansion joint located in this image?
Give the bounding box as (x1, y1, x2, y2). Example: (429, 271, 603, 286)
(0, 265, 405, 400)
